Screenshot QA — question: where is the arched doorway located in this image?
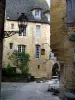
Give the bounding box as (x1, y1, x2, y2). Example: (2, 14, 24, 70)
(52, 63, 60, 77)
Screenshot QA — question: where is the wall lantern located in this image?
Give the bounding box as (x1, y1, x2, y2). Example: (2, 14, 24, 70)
(18, 13, 28, 35)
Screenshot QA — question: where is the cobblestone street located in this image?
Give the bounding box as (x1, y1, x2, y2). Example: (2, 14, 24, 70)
(1, 82, 60, 100)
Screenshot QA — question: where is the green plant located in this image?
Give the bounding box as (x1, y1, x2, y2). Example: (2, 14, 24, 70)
(22, 68, 29, 75)
(9, 50, 30, 74)
(69, 34, 75, 41)
(4, 64, 16, 76)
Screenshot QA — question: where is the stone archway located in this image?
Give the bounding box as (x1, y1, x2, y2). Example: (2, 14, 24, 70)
(52, 63, 60, 77)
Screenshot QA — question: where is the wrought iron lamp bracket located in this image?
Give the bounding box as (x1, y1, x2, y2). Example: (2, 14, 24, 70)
(4, 31, 19, 38)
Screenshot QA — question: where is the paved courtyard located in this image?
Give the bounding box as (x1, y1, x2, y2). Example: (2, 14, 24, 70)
(1, 82, 60, 100)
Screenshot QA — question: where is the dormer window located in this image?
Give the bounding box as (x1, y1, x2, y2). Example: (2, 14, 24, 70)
(44, 10, 50, 22)
(45, 13, 50, 22)
(35, 9, 41, 18)
(32, 8, 41, 20)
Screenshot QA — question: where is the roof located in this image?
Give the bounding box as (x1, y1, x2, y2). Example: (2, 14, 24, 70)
(6, 0, 50, 24)
(44, 9, 50, 14)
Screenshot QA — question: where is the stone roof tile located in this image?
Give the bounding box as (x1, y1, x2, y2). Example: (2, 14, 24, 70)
(6, 0, 50, 24)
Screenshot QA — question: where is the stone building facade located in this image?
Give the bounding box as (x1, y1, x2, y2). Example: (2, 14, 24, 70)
(3, 0, 53, 79)
(51, 0, 75, 99)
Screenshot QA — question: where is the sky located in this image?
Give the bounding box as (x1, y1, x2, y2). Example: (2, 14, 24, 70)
(46, 0, 50, 7)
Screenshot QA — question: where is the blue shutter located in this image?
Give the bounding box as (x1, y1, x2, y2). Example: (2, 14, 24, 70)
(35, 45, 40, 58)
(67, 0, 73, 24)
(72, 0, 75, 22)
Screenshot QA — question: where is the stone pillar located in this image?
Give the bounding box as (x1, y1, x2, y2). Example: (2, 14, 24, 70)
(59, 62, 65, 100)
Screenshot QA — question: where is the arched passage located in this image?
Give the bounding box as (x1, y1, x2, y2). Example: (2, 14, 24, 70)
(52, 63, 60, 77)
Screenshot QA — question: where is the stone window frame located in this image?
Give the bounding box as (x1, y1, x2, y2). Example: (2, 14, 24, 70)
(36, 25, 41, 36)
(66, 0, 74, 25)
(34, 9, 41, 19)
(18, 45, 26, 53)
(9, 43, 13, 49)
(37, 65, 40, 69)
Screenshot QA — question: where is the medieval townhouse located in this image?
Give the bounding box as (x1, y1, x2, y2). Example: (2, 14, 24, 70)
(3, 0, 53, 79)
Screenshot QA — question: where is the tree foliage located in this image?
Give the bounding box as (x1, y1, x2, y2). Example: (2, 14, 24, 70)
(3, 64, 16, 76)
(9, 50, 30, 74)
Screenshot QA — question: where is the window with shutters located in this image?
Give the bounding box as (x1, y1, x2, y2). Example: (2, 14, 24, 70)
(66, 0, 73, 26)
(35, 45, 40, 59)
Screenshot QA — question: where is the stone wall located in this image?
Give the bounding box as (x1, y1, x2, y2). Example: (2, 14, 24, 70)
(3, 20, 53, 79)
(50, 0, 75, 99)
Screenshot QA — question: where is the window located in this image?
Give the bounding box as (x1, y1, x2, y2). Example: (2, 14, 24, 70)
(35, 10, 39, 16)
(66, 0, 73, 24)
(35, 45, 40, 58)
(9, 43, 13, 49)
(34, 9, 41, 19)
(11, 24, 14, 29)
(48, 15, 50, 22)
(47, 14, 50, 22)
(72, 0, 75, 23)
(41, 49, 45, 55)
(36, 25, 40, 36)
(37, 65, 40, 69)
(18, 45, 26, 52)
(44, 10, 50, 22)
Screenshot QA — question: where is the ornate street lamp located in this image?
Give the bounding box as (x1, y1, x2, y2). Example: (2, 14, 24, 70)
(18, 13, 28, 35)
(4, 13, 28, 38)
